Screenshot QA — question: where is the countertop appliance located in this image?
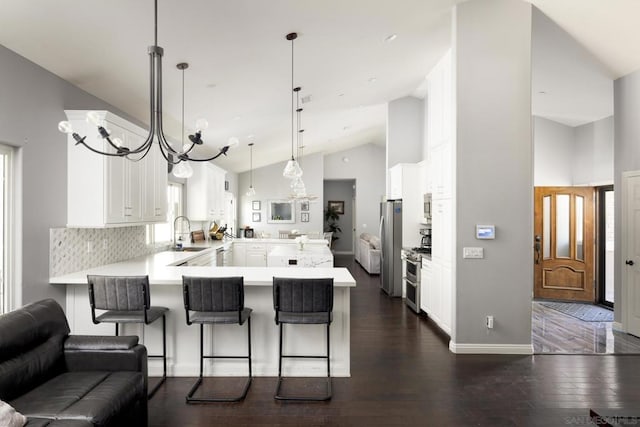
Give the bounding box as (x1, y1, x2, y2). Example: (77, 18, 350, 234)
(420, 228, 432, 253)
(380, 200, 403, 297)
(402, 250, 421, 313)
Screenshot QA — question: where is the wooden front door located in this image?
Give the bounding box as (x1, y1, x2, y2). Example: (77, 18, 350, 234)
(534, 187, 595, 302)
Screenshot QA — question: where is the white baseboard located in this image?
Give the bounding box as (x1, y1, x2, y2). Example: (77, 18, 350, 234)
(332, 251, 354, 255)
(449, 342, 533, 355)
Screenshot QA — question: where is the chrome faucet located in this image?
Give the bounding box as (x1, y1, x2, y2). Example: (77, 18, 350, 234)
(173, 216, 191, 248)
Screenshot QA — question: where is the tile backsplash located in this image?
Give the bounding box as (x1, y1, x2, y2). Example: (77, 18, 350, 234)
(50, 226, 166, 277)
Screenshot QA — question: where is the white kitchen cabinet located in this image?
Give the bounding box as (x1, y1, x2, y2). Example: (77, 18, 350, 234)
(431, 199, 452, 263)
(142, 145, 168, 222)
(187, 162, 226, 221)
(426, 49, 451, 149)
(387, 163, 422, 248)
(232, 244, 247, 266)
(245, 243, 267, 267)
(65, 110, 167, 227)
(430, 144, 452, 200)
(420, 257, 432, 313)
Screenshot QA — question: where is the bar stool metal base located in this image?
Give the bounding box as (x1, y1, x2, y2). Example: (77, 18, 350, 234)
(274, 376, 332, 401)
(185, 320, 252, 403)
(115, 315, 167, 400)
(275, 322, 332, 401)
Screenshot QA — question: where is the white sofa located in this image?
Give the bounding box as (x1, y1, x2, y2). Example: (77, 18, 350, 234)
(355, 233, 381, 274)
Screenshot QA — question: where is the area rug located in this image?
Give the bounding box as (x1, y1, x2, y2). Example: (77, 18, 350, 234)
(539, 301, 614, 322)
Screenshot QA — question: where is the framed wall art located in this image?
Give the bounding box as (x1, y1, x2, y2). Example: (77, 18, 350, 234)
(252, 212, 261, 222)
(327, 200, 344, 215)
(301, 212, 309, 222)
(252, 201, 261, 210)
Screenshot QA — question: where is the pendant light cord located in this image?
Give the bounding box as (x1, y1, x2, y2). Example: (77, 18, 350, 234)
(154, 0, 158, 46)
(291, 37, 295, 161)
(181, 68, 185, 147)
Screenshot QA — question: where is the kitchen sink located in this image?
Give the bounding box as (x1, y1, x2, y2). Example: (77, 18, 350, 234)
(173, 247, 208, 252)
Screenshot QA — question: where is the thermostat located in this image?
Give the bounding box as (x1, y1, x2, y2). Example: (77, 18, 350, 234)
(476, 225, 495, 240)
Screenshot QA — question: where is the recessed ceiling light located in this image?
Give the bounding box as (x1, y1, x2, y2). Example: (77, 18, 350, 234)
(538, 91, 547, 95)
(368, 77, 377, 83)
(206, 83, 217, 88)
(342, 156, 349, 163)
(247, 134, 255, 139)
(384, 34, 397, 43)
(338, 93, 345, 97)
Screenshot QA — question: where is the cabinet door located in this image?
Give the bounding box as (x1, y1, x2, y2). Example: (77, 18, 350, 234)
(124, 132, 143, 222)
(388, 165, 402, 199)
(246, 250, 266, 267)
(142, 147, 168, 222)
(233, 244, 246, 266)
(421, 261, 432, 313)
(104, 125, 128, 224)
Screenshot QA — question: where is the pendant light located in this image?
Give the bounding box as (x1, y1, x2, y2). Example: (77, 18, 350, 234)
(290, 87, 306, 195)
(246, 143, 256, 197)
(282, 32, 303, 179)
(57, 0, 238, 167)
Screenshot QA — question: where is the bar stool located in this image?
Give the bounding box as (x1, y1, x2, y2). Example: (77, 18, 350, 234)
(272, 277, 333, 401)
(87, 275, 168, 399)
(182, 276, 252, 403)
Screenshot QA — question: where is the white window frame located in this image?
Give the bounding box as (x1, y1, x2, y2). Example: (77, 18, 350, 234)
(0, 144, 17, 313)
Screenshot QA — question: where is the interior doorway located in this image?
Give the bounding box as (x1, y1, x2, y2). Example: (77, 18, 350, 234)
(598, 185, 614, 307)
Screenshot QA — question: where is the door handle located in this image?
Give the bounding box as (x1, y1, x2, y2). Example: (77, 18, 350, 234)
(534, 235, 541, 264)
(626, 260, 635, 266)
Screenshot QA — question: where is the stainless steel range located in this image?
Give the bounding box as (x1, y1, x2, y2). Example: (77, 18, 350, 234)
(402, 250, 421, 313)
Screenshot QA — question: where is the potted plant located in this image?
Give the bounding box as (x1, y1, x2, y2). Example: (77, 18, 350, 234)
(324, 205, 342, 248)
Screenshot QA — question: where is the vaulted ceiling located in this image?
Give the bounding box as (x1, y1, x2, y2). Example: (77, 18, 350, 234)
(0, 0, 638, 172)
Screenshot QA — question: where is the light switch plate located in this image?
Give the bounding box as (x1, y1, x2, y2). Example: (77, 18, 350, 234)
(463, 247, 484, 259)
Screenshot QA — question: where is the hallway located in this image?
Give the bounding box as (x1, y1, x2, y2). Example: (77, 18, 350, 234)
(148, 255, 640, 426)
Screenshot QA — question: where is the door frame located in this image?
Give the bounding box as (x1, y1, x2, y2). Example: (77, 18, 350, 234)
(621, 171, 640, 334)
(597, 185, 614, 308)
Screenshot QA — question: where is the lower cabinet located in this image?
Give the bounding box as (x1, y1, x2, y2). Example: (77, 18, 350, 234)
(233, 243, 267, 267)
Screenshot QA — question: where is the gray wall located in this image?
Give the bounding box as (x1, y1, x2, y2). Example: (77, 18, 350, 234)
(386, 96, 424, 176)
(0, 44, 144, 309)
(573, 116, 614, 185)
(237, 152, 324, 237)
(323, 180, 355, 254)
(324, 143, 386, 242)
(533, 117, 574, 186)
(613, 69, 640, 323)
(453, 0, 533, 346)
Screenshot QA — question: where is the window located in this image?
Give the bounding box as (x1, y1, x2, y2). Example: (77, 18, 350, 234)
(0, 146, 14, 314)
(150, 182, 183, 244)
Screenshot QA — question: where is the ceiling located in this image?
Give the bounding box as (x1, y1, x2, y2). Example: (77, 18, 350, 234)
(0, 0, 639, 172)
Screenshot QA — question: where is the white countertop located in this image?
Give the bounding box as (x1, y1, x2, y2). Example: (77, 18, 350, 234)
(50, 249, 355, 287)
(268, 245, 333, 257)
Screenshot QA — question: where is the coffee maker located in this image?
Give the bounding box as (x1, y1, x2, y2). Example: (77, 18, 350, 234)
(420, 227, 432, 253)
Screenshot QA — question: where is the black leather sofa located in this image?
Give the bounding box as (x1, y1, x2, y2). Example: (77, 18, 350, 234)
(0, 299, 147, 426)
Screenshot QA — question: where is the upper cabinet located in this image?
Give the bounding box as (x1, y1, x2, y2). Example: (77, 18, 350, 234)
(186, 162, 226, 221)
(427, 49, 452, 149)
(65, 110, 168, 227)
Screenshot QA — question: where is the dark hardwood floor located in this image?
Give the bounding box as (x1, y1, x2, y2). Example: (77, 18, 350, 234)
(148, 255, 640, 426)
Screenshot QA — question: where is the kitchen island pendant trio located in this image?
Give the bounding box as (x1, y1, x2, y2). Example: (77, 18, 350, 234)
(56, 0, 239, 179)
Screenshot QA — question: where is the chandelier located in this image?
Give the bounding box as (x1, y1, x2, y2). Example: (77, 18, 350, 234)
(57, 0, 237, 172)
(246, 142, 256, 197)
(282, 32, 303, 179)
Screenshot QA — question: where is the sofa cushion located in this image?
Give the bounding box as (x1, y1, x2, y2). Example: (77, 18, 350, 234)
(11, 371, 143, 426)
(369, 236, 381, 249)
(0, 299, 69, 401)
(26, 420, 92, 427)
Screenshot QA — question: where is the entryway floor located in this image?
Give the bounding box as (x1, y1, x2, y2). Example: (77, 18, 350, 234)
(532, 301, 640, 354)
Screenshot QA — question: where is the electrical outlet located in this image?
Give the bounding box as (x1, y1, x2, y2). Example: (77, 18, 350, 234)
(486, 315, 494, 329)
(463, 247, 484, 259)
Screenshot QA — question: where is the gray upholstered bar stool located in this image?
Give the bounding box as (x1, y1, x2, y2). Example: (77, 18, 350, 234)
(87, 275, 168, 399)
(182, 276, 252, 403)
(273, 277, 334, 401)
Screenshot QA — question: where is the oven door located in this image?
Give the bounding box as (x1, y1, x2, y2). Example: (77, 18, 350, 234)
(404, 258, 420, 313)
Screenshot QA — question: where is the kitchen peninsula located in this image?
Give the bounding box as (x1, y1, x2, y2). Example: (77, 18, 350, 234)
(50, 240, 355, 378)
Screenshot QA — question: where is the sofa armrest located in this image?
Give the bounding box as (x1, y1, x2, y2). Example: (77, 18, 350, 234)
(65, 335, 138, 350)
(63, 335, 147, 374)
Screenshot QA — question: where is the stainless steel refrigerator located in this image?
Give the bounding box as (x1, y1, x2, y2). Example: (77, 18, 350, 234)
(379, 200, 402, 297)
